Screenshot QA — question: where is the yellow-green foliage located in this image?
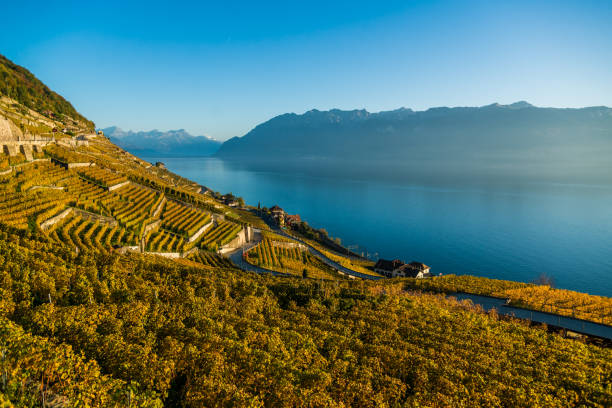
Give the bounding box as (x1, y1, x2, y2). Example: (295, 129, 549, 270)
(0, 225, 609, 407)
(398, 274, 612, 325)
(303, 237, 381, 277)
(0, 54, 94, 128)
(247, 238, 337, 279)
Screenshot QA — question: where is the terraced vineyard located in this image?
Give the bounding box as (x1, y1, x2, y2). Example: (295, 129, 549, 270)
(146, 229, 185, 253)
(45, 144, 92, 164)
(189, 249, 236, 268)
(246, 238, 338, 279)
(19, 161, 67, 190)
(100, 184, 161, 231)
(77, 166, 127, 187)
(46, 213, 134, 250)
(299, 235, 382, 277)
(0, 189, 69, 230)
(0, 136, 252, 260)
(61, 176, 107, 211)
(161, 199, 211, 238)
(199, 220, 242, 251)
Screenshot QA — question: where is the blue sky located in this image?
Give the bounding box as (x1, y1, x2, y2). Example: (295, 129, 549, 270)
(2, 0, 611, 140)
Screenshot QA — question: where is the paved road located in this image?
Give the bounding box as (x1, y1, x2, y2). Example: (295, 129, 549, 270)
(274, 229, 382, 280)
(225, 239, 292, 277)
(454, 293, 612, 340)
(221, 225, 382, 280)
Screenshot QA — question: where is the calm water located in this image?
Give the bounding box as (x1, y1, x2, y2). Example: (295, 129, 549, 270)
(145, 156, 612, 297)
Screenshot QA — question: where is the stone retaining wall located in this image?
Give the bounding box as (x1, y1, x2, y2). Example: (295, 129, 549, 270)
(271, 241, 307, 250)
(67, 162, 94, 169)
(72, 208, 117, 226)
(182, 246, 199, 258)
(20, 145, 33, 161)
(40, 208, 73, 230)
(108, 180, 130, 191)
(145, 252, 181, 259)
(116, 246, 140, 254)
(218, 227, 247, 254)
(28, 185, 65, 192)
(188, 219, 214, 243)
(143, 219, 161, 235)
(153, 196, 166, 218)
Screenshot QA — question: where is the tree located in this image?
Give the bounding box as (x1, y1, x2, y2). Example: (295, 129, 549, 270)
(532, 272, 555, 287)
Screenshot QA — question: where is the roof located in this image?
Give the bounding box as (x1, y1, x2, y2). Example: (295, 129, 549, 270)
(270, 205, 284, 212)
(374, 259, 405, 271)
(408, 262, 430, 270)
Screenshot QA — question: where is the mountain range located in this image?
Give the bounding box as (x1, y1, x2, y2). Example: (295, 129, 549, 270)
(216, 102, 612, 182)
(103, 126, 221, 157)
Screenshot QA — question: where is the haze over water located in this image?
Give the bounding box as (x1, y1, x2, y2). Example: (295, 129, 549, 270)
(144, 156, 612, 297)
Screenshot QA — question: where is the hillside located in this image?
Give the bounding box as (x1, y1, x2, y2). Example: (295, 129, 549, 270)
(216, 103, 612, 182)
(0, 54, 93, 130)
(103, 126, 221, 157)
(0, 55, 610, 406)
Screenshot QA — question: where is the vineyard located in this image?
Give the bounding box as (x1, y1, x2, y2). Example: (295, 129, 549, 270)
(0, 315, 160, 406)
(199, 220, 242, 251)
(146, 229, 185, 253)
(100, 184, 161, 231)
(46, 213, 135, 250)
(246, 238, 338, 279)
(299, 236, 381, 277)
(160, 199, 211, 238)
(77, 166, 127, 187)
(398, 274, 612, 325)
(45, 144, 92, 164)
(0, 223, 608, 407)
(0, 136, 251, 260)
(188, 249, 236, 268)
(61, 176, 108, 211)
(0, 189, 68, 230)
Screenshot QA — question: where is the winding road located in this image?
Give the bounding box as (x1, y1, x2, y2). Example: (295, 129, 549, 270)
(223, 227, 611, 341)
(222, 225, 381, 280)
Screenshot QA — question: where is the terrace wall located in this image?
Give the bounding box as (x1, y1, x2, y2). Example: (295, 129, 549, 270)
(40, 208, 73, 230)
(108, 180, 130, 191)
(72, 207, 117, 226)
(188, 219, 214, 243)
(145, 252, 181, 259)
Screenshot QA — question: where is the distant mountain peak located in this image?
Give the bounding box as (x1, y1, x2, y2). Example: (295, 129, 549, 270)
(102, 126, 221, 156)
(508, 101, 533, 109)
(482, 101, 534, 109)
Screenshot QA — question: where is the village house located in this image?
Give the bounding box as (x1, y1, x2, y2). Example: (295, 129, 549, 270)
(284, 213, 301, 226)
(222, 194, 240, 207)
(269, 205, 301, 227)
(270, 205, 285, 226)
(374, 259, 431, 278)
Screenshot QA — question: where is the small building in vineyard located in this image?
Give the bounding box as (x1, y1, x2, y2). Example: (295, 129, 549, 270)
(374, 259, 431, 278)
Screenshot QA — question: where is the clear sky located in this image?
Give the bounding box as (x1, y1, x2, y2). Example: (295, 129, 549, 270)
(2, 0, 611, 140)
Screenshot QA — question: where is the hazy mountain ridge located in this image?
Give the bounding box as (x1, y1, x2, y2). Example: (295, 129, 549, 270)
(216, 102, 612, 181)
(103, 126, 221, 156)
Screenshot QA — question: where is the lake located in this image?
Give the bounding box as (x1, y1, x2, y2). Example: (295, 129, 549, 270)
(144, 156, 612, 297)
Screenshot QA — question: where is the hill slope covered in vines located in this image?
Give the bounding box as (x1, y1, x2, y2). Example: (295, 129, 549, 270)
(0, 54, 609, 408)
